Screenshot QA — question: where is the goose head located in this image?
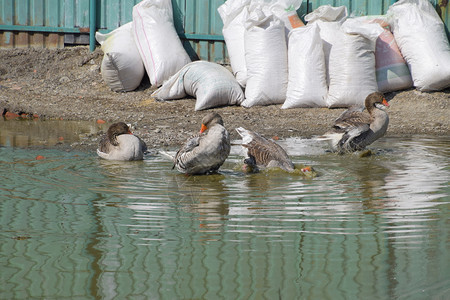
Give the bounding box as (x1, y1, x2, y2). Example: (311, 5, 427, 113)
(107, 122, 132, 146)
(243, 155, 259, 174)
(199, 112, 224, 133)
(300, 165, 317, 179)
(365, 92, 389, 113)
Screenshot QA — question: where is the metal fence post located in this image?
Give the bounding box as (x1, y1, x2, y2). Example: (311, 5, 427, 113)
(90, 0, 97, 52)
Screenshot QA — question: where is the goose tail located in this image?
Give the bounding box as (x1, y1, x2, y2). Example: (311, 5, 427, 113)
(314, 133, 343, 151)
(235, 127, 253, 145)
(159, 150, 176, 162)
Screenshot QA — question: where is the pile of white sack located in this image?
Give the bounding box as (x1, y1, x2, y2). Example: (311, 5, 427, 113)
(95, 0, 191, 92)
(96, 0, 450, 110)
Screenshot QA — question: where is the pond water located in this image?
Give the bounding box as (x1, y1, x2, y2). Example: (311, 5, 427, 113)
(0, 119, 449, 299)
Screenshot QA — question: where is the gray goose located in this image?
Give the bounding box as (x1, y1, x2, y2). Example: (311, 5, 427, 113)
(174, 112, 230, 175)
(323, 92, 390, 153)
(97, 122, 147, 161)
(236, 127, 295, 172)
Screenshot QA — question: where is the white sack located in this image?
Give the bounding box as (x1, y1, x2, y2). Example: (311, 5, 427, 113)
(268, 0, 305, 35)
(241, 11, 288, 108)
(388, 0, 450, 91)
(132, 0, 191, 87)
(218, 0, 303, 88)
(218, 0, 251, 87)
(151, 61, 244, 111)
(326, 19, 383, 107)
(306, 6, 382, 107)
(305, 5, 348, 88)
(282, 23, 327, 108)
(355, 16, 412, 92)
(304, 4, 347, 24)
(95, 23, 144, 92)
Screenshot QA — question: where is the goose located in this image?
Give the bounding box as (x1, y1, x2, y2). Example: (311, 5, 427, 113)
(173, 112, 230, 175)
(97, 122, 147, 161)
(322, 92, 389, 153)
(236, 127, 295, 172)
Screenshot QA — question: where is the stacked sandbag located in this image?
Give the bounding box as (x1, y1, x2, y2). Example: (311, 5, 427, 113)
(388, 0, 450, 91)
(95, 23, 144, 92)
(355, 16, 413, 93)
(268, 0, 305, 37)
(241, 10, 288, 108)
(304, 5, 347, 91)
(132, 0, 191, 87)
(331, 19, 383, 107)
(218, 0, 303, 89)
(304, 4, 347, 25)
(306, 6, 383, 108)
(151, 61, 244, 111)
(218, 0, 251, 88)
(282, 23, 327, 108)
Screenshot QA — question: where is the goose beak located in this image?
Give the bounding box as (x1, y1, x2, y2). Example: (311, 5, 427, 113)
(382, 98, 389, 107)
(301, 166, 312, 172)
(127, 123, 133, 134)
(200, 124, 207, 133)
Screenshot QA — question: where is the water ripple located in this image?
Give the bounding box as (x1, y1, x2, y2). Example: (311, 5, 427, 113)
(0, 136, 449, 299)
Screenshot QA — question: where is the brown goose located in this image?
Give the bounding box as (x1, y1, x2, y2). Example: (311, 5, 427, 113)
(236, 127, 295, 172)
(97, 122, 147, 161)
(323, 92, 389, 153)
(174, 112, 230, 175)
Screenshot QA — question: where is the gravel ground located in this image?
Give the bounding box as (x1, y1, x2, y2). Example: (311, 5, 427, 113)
(0, 46, 449, 151)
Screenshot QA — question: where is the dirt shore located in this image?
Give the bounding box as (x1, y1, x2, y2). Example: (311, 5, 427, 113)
(0, 46, 449, 150)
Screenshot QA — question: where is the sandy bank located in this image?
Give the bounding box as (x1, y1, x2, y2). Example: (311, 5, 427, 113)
(0, 46, 449, 150)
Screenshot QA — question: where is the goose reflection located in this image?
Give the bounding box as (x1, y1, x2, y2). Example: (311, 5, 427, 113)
(167, 173, 229, 230)
(349, 155, 391, 213)
(96, 158, 148, 190)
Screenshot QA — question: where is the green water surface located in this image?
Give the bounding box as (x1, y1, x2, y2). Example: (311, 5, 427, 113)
(0, 120, 449, 299)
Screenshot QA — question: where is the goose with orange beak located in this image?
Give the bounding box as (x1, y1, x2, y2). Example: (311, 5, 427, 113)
(321, 92, 390, 153)
(173, 112, 230, 175)
(97, 122, 147, 161)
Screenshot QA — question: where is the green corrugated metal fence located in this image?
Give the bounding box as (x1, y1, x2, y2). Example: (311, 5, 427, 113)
(1, 0, 449, 62)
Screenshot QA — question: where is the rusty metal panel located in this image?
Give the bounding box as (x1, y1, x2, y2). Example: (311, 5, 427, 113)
(0, 31, 64, 48)
(0, 0, 87, 48)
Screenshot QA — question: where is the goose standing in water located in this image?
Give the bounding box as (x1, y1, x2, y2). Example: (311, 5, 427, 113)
(174, 112, 230, 175)
(236, 127, 295, 172)
(322, 92, 389, 153)
(97, 122, 147, 161)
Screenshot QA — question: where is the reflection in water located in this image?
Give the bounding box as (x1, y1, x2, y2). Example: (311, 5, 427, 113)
(0, 121, 448, 300)
(0, 118, 108, 147)
(167, 173, 230, 232)
(382, 139, 449, 256)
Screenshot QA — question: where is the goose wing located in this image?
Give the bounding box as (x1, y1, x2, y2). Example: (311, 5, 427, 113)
(236, 127, 292, 168)
(333, 110, 372, 132)
(137, 136, 148, 154)
(97, 134, 144, 161)
(174, 126, 230, 175)
(245, 136, 291, 167)
(174, 134, 201, 168)
(97, 135, 111, 153)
